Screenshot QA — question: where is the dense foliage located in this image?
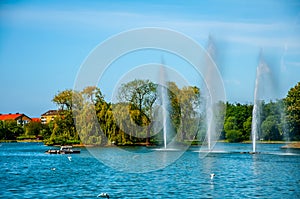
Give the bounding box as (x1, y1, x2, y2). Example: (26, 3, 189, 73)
(284, 82, 300, 140)
(1, 81, 300, 145)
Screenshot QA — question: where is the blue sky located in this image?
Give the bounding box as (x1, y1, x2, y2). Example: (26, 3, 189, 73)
(0, 0, 300, 117)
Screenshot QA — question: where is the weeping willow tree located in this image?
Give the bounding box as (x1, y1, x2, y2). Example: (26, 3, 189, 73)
(74, 86, 108, 145)
(117, 79, 157, 144)
(46, 81, 202, 146)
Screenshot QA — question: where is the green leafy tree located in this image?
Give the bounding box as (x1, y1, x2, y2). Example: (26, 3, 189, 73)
(167, 82, 181, 139)
(226, 130, 243, 142)
(24, 121, 42, 136)
(284, 82, 300, 140)
(52, 90, 74, 111)
(224, 103, 252, 142)
(261, 115, 281, 141)
(243, 116, 252, 140)
(0, 120, 24, 140)
(46, 90, 81, 145)
(177, 86, 200, 140)
(224, 116, 242, 142)
(118, 79, 157, 144)
(0, 121, 11, 140)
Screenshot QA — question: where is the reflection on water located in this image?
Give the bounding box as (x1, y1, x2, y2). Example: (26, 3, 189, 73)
(0, 142, 300, 198)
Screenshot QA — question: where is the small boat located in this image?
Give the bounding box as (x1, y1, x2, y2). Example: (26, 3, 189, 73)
(45, 146, 80, 154)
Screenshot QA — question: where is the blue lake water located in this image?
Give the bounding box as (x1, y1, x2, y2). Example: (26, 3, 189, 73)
(0, 142, 300, 198)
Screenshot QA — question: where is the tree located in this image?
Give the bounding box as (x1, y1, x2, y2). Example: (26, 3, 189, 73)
(46, 90, 81, 145)
(118, 79, 157, 144)
(261, 115, 281, 141)
(243, 116, 252, 140)
(0, 120, 12, 140)
(177, 86, 200, 140)
(52, 90, 74, 111)
(226, 130, 243, 142)
(224, 103, 253, 142)
(284, 82, 300, 140)
(82, 86, 104, 105)
(224, 116, 242, 142)
(167, 82, 181, 139)
(224, 116, 238, 132)
(0, 120, 23, 140)
(24, 121, 42, 136)
(75, 102, 103, 145)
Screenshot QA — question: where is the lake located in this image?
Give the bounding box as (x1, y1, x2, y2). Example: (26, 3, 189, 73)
(0, 142, 299, 198)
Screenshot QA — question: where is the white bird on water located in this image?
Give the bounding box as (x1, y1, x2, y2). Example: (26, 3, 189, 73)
(210, 173, 215, 180)
(67, 156, 72, 161)
(97, 193, 109, 198)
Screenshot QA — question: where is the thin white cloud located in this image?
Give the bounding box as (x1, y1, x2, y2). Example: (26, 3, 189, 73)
(286, 61, 300, 67)
(1, 5, 299, 49)
(224, 79, 241, 85)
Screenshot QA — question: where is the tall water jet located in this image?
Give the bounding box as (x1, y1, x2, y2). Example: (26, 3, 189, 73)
(251, 50, 272, 153)
(199, 34, 225, 154)
(251, 66, 260, 153)
(206, 35, 214, 151)
(206, 102, 213, 150)
(159, 58, 169, 149)
(205, 35, 217, 151)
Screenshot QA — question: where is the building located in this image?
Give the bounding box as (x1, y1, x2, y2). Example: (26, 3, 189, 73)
(41, 110, 59, 124)
(31, 118, 41, 123)
(0, 113, 32, 125)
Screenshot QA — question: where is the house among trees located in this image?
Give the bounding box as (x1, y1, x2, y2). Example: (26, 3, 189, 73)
(31, 118, 41, 123)
(41, 110, 59, 124)
(0, 113, 32, 126)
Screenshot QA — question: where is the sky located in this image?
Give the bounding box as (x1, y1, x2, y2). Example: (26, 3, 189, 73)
(0, 0, 300, 117)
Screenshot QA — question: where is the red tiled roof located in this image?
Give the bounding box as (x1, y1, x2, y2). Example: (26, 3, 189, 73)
(31, 118, 41, 122)
(0, 113, 23, 121)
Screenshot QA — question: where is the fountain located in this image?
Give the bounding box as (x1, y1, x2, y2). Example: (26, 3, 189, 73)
(251, 65, 260, 153)
(159, 59, 169, 149)
(204, 35, 218, 152)
(161, 79, 168, 149)
(198, 34, 226, 155)
(251, 50, 271, 154)
(156, 59, 181, 151)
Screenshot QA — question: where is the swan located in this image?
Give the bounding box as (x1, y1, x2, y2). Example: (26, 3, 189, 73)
(97, 193, 109, 198)
(67, 156, 72, 161)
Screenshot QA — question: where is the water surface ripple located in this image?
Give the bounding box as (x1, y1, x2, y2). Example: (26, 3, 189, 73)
(0, 142, 299, 198)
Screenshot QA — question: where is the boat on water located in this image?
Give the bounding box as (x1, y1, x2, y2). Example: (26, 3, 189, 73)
(45, 146, 80, 154)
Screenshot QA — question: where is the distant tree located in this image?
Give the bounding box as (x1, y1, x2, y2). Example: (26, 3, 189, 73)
(82, 86, 104, 105)
(46, 90, 81, 145)
(167, 82, 181, 139)
(284, 82, 300, 140)
(261, 115, 281, 141)
(0, 121, 8, 140)
(224, 103, 253, 142)
(118, 79, 157, 144)
(226, 129, 243, 143)
(243, 116, 252, 140)
(224, 116, 238, 132)
(224, 116, 244, 142)
(52, 90, 74, 111)
(40, 124, 52, 140)
(75, 86, 107, 145)
(24, 121, 42, 136)
(0, 120, 24, 140)
(177, 86, 200, 140)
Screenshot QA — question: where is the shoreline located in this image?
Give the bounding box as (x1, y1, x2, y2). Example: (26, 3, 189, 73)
(280, 142, 300, 149)
(2, 140, 300, 148)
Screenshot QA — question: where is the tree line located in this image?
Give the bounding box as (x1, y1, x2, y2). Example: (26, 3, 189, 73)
(1, 80, 299, 145)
